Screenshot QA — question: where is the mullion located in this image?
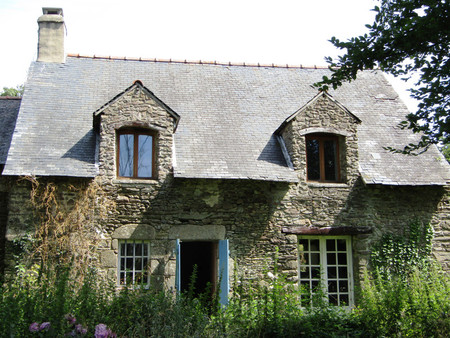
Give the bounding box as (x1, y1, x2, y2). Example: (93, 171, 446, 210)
(133, 133, 139, 178)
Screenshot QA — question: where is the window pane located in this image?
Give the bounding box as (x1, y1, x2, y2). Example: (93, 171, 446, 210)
(340, 294, 349, 306)
(338, 253, 347, 265)
(327, 266, 337, 278)
(311, 280, 320, 290)
(324, 140, 337, 181)
(300, 280, 310, 291)
(135, 243, 142, 256)
(338, 267, 348, 278)
(328, 280, 337, 293)
(306, 139, 320, 180)
(143, 244, 149, 256)
(337, 239, 346, 251)
(126, 258, 133, 270)
(135, 258, 142, 270)
(311, 267, 321, 279)
(138, 135, 153, 177)
(126, 243, 134, 256)
(339, 280, 348, 292)
(327, 252, 336, 265)
(300, 267, 310, 279)
(311, 253, 320, 265)
(119, 134, 134, 177)
(326, 239, 336, 251)
(328, 294, 338, 306)
(299, 239, 308, 251)
(310, 239, 320, 251)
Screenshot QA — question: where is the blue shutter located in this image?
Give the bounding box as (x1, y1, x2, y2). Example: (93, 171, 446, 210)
(175, 239, 181, 292)
(218, 239, 229, 306)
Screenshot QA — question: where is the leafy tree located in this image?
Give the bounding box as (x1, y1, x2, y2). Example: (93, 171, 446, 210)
(316, 0, 449, 154)
(1, 85, 24, 97)
(441, 143, 450, 163)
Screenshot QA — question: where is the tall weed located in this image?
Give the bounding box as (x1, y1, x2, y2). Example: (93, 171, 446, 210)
(356, 263, 450, 337)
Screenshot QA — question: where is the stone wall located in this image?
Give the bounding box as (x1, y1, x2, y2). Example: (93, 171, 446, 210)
(1, 88, 448, 296)
(2, 175, 448, 285)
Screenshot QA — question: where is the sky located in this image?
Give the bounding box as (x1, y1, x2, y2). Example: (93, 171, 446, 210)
(0, 0, 417, 111)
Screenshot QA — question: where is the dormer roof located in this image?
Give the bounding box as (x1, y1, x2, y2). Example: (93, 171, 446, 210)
(93, 80, 180, 132)
(275, 91, 361, 135)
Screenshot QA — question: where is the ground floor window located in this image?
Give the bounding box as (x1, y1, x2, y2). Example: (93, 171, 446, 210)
(298, 236, 353, 306)
(118, 240, 150, 286)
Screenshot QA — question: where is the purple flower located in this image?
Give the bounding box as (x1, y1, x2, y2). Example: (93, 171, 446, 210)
(65, 313, 77, 325)
(29, 322, 39, 332)
(95, 324, 109, 338)
(75, 323, 88, 335)
(39, 322, 51, 332)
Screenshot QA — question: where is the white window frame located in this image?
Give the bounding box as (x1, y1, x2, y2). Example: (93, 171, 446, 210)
(298, 236, 354, 307)
(118, 240, 150, 286)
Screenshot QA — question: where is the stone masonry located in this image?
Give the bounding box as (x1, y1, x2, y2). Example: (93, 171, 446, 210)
(1, 87, 449, 295)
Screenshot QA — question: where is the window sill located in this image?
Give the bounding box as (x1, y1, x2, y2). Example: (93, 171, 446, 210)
(113, 178, 159, 185)
(306, 181, 348, 188)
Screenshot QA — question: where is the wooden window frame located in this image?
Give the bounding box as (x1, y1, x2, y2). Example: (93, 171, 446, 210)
(116, 128, 157, 179)
(305, 133, 341, 183)
(298, 236, 354, 307)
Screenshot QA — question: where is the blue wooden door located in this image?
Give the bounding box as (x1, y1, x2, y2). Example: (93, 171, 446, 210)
(218, 239, 229, 306)
(175, 239, 181, 292)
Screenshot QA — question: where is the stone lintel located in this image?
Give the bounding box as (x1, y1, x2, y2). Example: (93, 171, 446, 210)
(282, 226, 372, 235)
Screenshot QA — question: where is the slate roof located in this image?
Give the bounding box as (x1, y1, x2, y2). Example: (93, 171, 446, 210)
(0, 97, 21, 166)
(3, 55, 449, 185)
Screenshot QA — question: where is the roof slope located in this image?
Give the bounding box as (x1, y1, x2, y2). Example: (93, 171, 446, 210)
(0, 97, 21, 166)
(4, 56, 449, 184)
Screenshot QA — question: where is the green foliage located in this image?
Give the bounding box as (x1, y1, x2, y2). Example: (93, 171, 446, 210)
(315, 0, 449, 153)
(370, 219, 433, 279)
(355, 264, 450, 337)
(1, 85, 24, 97)
(354, 219, 449, 337)
(0, 239, 448, 337)
(441, 142, 450, 163)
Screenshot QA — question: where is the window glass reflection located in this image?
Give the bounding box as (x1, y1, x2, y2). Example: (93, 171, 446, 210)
(306, 139, 320, 180)
(138, 135, 153, 177)
(119, 134, 134, 177)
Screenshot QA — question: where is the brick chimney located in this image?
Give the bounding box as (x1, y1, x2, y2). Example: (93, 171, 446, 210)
(37, 8, 65, 63)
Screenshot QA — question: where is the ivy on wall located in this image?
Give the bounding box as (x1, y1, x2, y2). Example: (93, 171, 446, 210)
(370, 219, 433, 279)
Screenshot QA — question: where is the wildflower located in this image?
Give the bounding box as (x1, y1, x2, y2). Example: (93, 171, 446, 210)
(75, 323, 88, 335)
(65, 313, 77, 325)
(95, 324, 115, 338)
(39, 322, 51, 332)
(29, 322, 39, 332)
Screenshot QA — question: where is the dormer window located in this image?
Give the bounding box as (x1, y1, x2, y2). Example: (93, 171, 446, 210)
(117, 128, 156, 179)
(306, 134, 340, 182)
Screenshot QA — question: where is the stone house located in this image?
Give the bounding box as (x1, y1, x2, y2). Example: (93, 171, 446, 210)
(0, 8, 449, 306)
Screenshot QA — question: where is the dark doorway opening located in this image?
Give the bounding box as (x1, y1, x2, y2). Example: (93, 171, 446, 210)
(180, 241, 217, 298)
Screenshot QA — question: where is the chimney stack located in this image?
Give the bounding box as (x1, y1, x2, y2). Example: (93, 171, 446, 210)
(37, 8, 65, 63)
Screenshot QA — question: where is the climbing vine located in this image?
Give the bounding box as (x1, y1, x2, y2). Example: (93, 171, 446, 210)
(370, 219, 433, 279)
(18, 176, 115, 276)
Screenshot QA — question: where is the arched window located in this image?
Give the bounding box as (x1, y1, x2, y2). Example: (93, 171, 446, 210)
(117, 128, 156, 179)
(305, 133, 340, 182)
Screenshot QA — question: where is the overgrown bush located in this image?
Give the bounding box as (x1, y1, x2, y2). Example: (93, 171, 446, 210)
(354, 219, 450, 337)
(355, 263, 450, 337)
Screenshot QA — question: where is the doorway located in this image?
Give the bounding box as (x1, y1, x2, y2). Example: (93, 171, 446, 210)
(180, 241, 217, 297)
